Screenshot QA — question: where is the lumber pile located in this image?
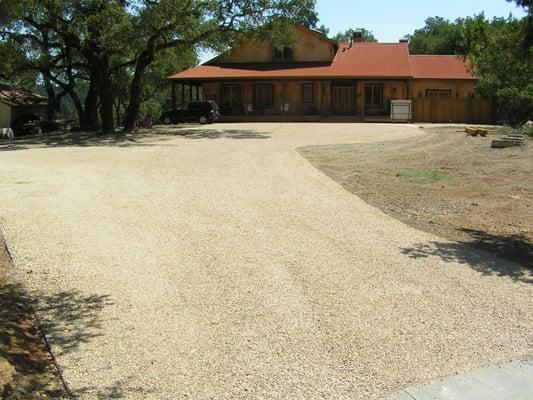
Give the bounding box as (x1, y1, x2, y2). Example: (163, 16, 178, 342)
(465, 127, 488, 136)
(491, 133, 525, 148)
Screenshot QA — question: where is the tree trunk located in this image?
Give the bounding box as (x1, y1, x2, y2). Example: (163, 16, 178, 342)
(43, 74, 57, 122)
(123, 51, 154, 131)
(94, 56, 115, 135)
(84, 75, 99, 131)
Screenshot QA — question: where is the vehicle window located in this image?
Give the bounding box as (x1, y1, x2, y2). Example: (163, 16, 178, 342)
(177, 103, 188, 111)
(188, 102, 201, 111)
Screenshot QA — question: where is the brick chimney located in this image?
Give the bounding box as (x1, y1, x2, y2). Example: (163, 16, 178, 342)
(353, 29, 363, 43)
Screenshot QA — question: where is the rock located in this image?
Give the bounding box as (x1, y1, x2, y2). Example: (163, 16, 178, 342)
(0, 357, 16, 395)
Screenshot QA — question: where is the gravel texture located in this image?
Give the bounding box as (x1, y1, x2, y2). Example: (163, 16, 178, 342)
(0, 123, 531, 399)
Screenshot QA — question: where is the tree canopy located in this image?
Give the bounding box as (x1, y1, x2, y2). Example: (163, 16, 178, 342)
(331, 28, 377, 43)
(0, 0, 318, 133)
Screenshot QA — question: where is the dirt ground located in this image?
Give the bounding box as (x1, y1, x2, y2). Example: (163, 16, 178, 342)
(0, 239, 65, 399)
(298, 126, 533, 269)
(0, 123, 531, 399)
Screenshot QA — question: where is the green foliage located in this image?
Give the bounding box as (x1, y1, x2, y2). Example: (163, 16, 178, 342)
(1, 0, 318, 132)
(332, 28, 377, 43)
(520, 125, 533, 138)
(465, 15, 533, 125)
(397, 170, 451, 182)
(408, 16, 467, 54)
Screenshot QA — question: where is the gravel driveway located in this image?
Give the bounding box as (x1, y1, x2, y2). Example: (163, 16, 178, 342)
(0, 123, 531, 399)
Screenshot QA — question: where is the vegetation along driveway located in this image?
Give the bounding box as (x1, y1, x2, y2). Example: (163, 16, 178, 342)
(0, 123, 531, 399)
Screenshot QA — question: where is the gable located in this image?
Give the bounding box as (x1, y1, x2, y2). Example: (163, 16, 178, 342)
(213, 26, 336, 64)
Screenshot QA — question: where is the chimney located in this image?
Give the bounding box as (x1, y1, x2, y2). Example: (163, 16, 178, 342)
(353, 29, 363, 43)
(399, 36, 409, 43)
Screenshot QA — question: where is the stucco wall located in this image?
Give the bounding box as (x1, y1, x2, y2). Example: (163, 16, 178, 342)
(409, 79, 477, 99)
(216, 27, 334, 63)
(0, 101, 11, 128)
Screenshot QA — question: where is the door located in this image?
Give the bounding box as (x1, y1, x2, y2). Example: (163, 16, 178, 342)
(427, 90, 451, 122)
(331, 86, 355, 115)
(364, 83, 384, 116)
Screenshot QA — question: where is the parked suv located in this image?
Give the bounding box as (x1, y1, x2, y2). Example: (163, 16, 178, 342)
(160, 101, 220, 124)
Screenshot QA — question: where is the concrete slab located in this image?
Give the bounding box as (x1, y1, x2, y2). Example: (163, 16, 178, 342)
(399, 360, 533, 400)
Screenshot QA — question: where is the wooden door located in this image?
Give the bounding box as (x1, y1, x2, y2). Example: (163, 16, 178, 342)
(427, 90, 451, 122)
(332, 86, 355, 115)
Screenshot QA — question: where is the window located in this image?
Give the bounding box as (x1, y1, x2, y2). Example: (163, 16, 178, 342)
(364, 84, 383, 108)
(222, 84, 241, 107)
(187, 102, 201, 111)
(302, 83, 314, 103)
(272, 46, 294, 61)
(254, 84, 274, 108)
(427, 89, 451, 98)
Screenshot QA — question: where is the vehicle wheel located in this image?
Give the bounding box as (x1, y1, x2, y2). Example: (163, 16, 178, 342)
(199, 116, 208, 124)
(207, 117, 214, 124)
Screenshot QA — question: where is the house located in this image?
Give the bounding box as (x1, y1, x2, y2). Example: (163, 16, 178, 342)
(168, 25, 490, 123)
(0, 84, 48, 129)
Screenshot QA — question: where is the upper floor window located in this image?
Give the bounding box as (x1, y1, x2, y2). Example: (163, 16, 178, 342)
(272, 46, 294, 62)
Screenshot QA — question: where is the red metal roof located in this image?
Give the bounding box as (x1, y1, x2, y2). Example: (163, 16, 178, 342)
(0, 84, 47, 106)
(410, 55, 475, 80)
(168, 43, 474, 81)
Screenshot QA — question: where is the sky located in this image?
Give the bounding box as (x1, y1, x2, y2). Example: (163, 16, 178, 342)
(199, 0, 525, 64)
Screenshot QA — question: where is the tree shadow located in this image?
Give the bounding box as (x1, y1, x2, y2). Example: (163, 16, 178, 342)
(74, 378, 156, 399)
(0, 126, 270, 152)
(176, 128, 271, 140)
(401, 231, 532, 284)
(0, 281, 66, 399)
(34, 290, 113, 357)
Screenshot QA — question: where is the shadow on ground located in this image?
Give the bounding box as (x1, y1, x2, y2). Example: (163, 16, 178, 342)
(35, 290, 113, 357)
(0, 125, 270, 152)
(74, 379, 156, 399)
(401, 229, 532, 284)
(0, 281, 65, 398)
(1, 281, 113, 397)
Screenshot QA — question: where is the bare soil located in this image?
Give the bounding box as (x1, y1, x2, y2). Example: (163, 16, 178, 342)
(298, 126, 533, 269)
(0, 241, 65, 399)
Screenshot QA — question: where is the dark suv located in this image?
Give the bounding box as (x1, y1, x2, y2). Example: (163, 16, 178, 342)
(160, 101, 220, 124)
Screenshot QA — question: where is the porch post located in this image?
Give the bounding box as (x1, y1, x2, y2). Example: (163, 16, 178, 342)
(181, 84, 184, 104)
(281, 81, 286, 122)
(172, 81, 176, 109)
(362, 81, 366, 120)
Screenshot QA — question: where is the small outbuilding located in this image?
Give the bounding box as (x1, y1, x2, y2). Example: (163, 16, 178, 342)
(0, 84, 48, 129)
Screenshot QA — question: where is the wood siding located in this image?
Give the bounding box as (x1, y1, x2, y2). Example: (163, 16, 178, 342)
(412, 97, 491, 123)
(0, 101, 11, 128)
(215, 27, 335, 64)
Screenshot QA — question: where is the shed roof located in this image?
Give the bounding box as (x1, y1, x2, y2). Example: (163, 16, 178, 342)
(168, 42, 475, 81)
(410, 55, 476, 80)
(0, 84, 48, 107)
